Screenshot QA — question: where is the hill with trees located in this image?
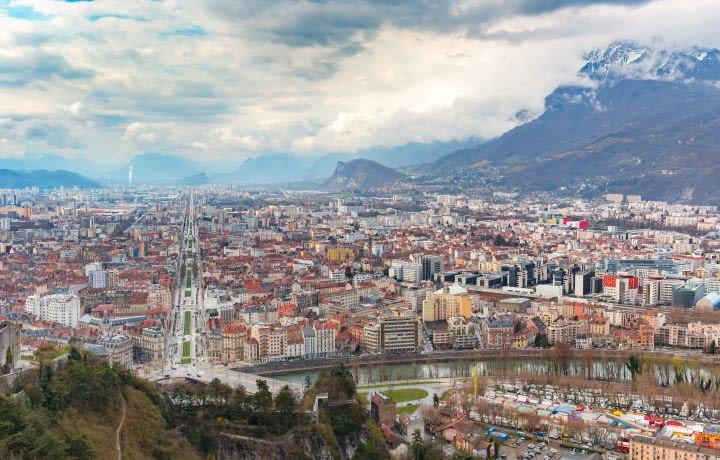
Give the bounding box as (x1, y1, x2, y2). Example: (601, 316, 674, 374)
(0, 349, 390, 460)
(0, 347, 198, 459)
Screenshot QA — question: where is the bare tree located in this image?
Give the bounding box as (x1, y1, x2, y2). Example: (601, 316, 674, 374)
(581, 348, 595, 380)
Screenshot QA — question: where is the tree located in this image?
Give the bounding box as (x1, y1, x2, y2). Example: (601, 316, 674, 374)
(315, 363, 357, 400)
(274, 385, 297, 417)
(227, 386, 248, 420)
(420, 406, 443, 429)
(565, 418, 585, 442)
(534, 333, 549, 348)
(2, 347, 12, 374)
(432, 393, 439, 408)
(411, 429, 423, 460)
(253, 379, 273, 413)
(580, 348, 595, 380)
(552, 342, 573, 376)
(68, 347, 82, 362)
(626, 354, 642, 380)
(707, 340, 717, 354)
(39, 365, 60, 414)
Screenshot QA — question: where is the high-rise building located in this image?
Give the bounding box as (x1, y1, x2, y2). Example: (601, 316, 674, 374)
(251, 324, 287, 362)
(390, 260, 422, 283)
(574, 271, 595, 297)
(672, 283, 704, 308)
(503, 260, 536, 288)
(379, 314, 421, 353)
(422, 284, 472, 322)
(89, 270, 109, 289)
(602, 275, 639, 304)
(26, 294, 81, 327)
(420, 255, 444, 281)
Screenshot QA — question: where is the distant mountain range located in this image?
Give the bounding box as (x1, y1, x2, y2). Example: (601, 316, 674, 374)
(425, 41, 720, 203)
(0, 169, 100, 189)
(0, 154, 102, 177)
(3, 42, 720, 200)
(324, 159, 406, 192)
(0, 137, 477, 187)
(211, 138, 478, 185)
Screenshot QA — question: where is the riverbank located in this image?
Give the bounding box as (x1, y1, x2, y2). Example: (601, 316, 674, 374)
(236, 348, 720, 389)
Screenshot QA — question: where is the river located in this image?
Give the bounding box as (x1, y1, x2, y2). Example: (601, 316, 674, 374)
(273, 356, 719, 390)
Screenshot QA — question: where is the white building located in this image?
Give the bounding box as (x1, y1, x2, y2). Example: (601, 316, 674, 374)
(26, 294, 81, 327)
(303, 324, 336, 358)
(329, 269, 346, 283)
(84, 261, 103, 277)
(390, 260, 422, 283)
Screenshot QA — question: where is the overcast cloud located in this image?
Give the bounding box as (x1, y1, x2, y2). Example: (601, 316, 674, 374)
(1, 0, 719, 165)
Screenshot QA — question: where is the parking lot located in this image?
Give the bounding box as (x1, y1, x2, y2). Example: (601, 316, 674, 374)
(499, 438, 577, 460)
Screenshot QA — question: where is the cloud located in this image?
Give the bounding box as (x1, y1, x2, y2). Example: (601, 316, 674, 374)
(25, 122, 82, 149)
(0, 51, 94, 87)
(60, 102, 84, 116)
(122, 122, 158, 145)
(0, 0, 719, 163)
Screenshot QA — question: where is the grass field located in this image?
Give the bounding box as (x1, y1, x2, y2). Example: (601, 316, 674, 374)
(397, 404, 420, 415)
(185, 289, 191, 297)
(182, 340, 190, 357)
(383, 388, 428, 403)
(358, 388, 429, 406)
(183, 311, 191, 335)
(358, 381, 439, 389)
(180, 357, 191, 365)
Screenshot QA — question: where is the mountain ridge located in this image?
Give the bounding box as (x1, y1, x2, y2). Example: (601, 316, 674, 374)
(324, 158, 406, 192)
(0, 168, 100, 189)
(424, 41, 720, 203)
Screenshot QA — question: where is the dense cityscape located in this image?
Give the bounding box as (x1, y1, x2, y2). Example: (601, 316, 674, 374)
(3, 185, 720, 458)
(5, 1, 720, 459)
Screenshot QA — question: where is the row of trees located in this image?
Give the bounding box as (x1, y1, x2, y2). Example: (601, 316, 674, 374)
(169, 377, 300, 445)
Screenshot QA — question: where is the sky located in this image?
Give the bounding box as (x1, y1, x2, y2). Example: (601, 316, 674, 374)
(1, 0, 720, 166)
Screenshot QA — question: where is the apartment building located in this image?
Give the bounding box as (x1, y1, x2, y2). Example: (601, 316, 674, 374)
(221, 323, 246, 362)
(602, 275, 639, 304)
(547, 320, 586, 344)
(147, 286, 172, 309)
(303, 322, 336, 359)
(630, 435, 720, 460)
(447, 316, 476, 349)
(26, 293, 81, 327)
(422, 284, 472, 322)
(379, 314, 421, 353)
(250, 324, 287, 362)
(482, 317, 514, 349)
(130, 326, 165, 362)
(97, 334, 133, 369)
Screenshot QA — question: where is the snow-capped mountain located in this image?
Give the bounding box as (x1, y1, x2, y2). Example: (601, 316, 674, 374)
(425, 42, 720, 203)
(580, 41, 720, 83)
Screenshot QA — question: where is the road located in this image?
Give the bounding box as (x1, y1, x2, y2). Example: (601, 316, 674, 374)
(167, 190, 208, 372)
(115, 392, 126, 460)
